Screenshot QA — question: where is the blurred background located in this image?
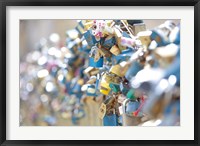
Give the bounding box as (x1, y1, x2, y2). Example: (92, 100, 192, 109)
(20, 19, 180, 126)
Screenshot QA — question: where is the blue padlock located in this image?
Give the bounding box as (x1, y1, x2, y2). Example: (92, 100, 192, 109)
(150, 30, 170, 47)
(71, 82, 82, 93)
(83, 30, 100, 47)
(111, 48, 134, 65)
(71, 109, 85, 125)
(75, 21, 85, 36)
(126, 100, 140, 113)
(151, 21, 175, 47)
(89, 57, 103, 68)
(65, 81, 73, 95)
(122, 31, 131, 38)
(125, 61, 143, 81)
(86, 84, 97, 96)
(120, 82, 130, 95)
(103, 114, 118, 126)
(102, 36, 116, 49)
(78, 44, 90, 53)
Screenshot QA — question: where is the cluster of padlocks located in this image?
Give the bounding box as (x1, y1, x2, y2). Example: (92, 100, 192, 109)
(20, 20, 180, 126)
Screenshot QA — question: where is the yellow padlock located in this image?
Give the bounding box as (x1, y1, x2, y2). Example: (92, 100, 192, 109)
(100, 85, 111, 95)
(99, 75, 111, 95)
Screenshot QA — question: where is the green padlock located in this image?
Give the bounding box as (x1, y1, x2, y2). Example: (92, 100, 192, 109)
(109, 83, 120, 93)
(126, 89, 136, 100)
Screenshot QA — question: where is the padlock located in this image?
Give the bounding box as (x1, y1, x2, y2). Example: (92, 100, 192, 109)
(109, 83, 120, 93)
(86, 76, 97, 84)
(102, 36, 116, 49)
(117, 39, 127, 51)
(98, 47, 112, 58)
(91, 20, 107, 37)
(78, 44, 91, 53)
(132, 23, 146, 35)
(71, 108, 85, 125)
(150, 21, 175, 47)
(84, 67, 99, 77)
(75, 21, 85, 36)
(122, 98, 143, 126)
(137, 31, 152, 48)
(98, 102, 107, 119)
(110, 45, 121, 56)
(126, 100, 140, 113)
(125, 61, 143, 81)
(83, 30, 100, 47)
(94, 48, 102, 62)
(119, 82, 130, 95)
(111, 48, 133, 65)
(126, 89, 136, 100)
(103, 25, 114, 36)
(103, 114, 118, 126)
(100, 74, 111, 95)
(71, 82, 82, 93)
(103, 109, 118, 126)
(154, 43, 179, 68)
(89, 47, 103, 67)
(89, 57, 103, 68)
(109, 61, 129, 77)
(83, 21, 94, 30)
(86, 84, 97, 96)
(119, 61, 130, 77)
(100, 82, 111, 95)
(103, 73, 120, 84)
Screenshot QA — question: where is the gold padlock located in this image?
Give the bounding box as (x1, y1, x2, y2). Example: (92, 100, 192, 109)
(98, 47, 112, 57)
(110, 45, 121, 56)
(133, 23, 146, 35)
(137, 31, 152, 48)
(154, 43, 179, 68)
(84, 21, 94, 30)
(94, 49, 102, 62)
(84, 67, 99, 77)
(109, 61, 129, 77)
(116, 38, 127, 51)
(103, 73, 120, 84)
(98, 103, 107, 119)
(86, 76, 97, 84)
